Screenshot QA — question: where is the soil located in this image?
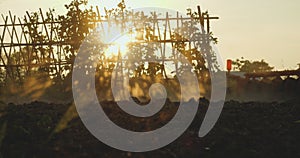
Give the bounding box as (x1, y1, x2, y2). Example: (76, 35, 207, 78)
(0, 99, 299, 158)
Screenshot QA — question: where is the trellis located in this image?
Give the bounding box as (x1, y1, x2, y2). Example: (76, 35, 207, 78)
(0, 4, 218, 82)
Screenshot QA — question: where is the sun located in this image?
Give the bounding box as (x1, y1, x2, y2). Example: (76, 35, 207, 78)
(104, 32, 134, 58)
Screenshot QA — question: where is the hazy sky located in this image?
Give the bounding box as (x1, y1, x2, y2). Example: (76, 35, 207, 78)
(0, 0, 299, 70)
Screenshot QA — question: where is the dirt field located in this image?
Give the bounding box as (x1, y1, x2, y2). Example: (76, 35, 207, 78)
(0, 98, 299, 158)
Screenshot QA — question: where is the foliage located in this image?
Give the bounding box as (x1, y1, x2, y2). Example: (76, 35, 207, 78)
(232, 58, 274, 73)
(59, 0, 96, 56)
(1, 0, 220, 83)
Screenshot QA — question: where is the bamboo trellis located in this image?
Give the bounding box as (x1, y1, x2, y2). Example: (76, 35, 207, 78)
(0, 4, 218, 82)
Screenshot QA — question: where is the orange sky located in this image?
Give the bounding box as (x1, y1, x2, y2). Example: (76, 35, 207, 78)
(0, 0, 299, 70)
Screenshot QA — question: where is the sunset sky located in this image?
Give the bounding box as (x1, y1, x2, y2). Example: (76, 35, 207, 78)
(0, 0, 299, 70)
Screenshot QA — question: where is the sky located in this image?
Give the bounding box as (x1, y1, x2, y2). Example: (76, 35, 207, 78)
(0, 0, 299, 70)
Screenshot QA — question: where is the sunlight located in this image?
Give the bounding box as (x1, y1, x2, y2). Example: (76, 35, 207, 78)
(104, 32, 135, 57)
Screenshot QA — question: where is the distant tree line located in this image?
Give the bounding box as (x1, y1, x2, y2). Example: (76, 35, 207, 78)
(232, 57, 274, 73)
